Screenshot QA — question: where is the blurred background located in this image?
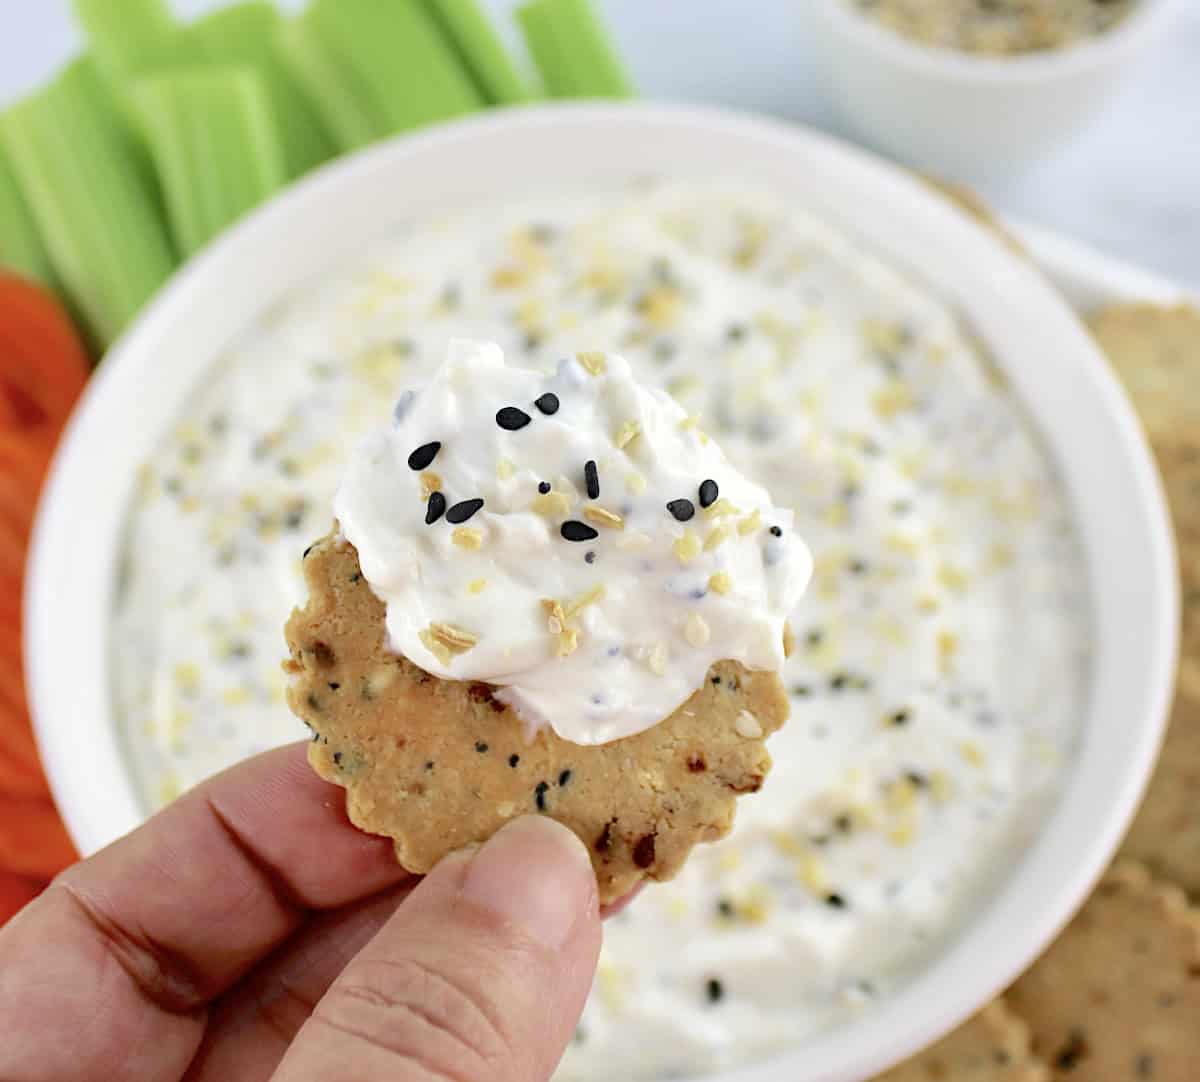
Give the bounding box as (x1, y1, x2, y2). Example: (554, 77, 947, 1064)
(2, 0, 1199, 285)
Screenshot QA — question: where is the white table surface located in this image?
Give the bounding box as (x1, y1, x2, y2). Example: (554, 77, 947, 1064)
(2, 0, 1197, 287)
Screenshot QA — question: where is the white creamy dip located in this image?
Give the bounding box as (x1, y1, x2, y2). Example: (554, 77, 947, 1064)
(335, 340, 811, 745)
(112, 180, 1089, 1079)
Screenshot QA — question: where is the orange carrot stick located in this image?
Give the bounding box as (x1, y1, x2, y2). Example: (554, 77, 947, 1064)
(0, 868, 43, 924)
(0, 792, 77, 878)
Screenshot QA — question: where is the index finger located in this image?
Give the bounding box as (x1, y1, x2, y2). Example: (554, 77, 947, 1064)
(0, 742, 410, 1082)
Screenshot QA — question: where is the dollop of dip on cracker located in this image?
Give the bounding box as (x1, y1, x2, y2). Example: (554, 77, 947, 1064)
(334, 340, 812, 744)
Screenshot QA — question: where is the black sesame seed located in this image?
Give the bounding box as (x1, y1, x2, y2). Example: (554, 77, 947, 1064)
(585, 550, 597, 564)
(890, 709, 911, 726)
(806, 629, 824, 647)
(446, 497, 484, 524)
(509, 754, 520, 768)
(535, 780, 550, 811)
(848, 559, 868, 574)
(1055, 1032, 1088, 1071)
(425, 760, 435, 770)
(716, 898, 735, 918)
(711, 675, 722, 686)
(584, 460, 600, 500)
(558, 769, 572, 786)
(769, 525, 783, 537)
(825, 892, 848, 909)
(561, 520, 599, 542)
(333, 752, 343, 766)
(302, 543, 315, 559)
(534, 392, 560, 415)
(706, 978, 725, 1003)
(667, 498, 695, 522)
(407, 441, 441, 471)
(906, 770, 928, 788)
(834, 814, 854, 834)
(425, 491, 447, 524)
(830, 673, 849, 691)
(350, 572, 362, 584)
(725, 322, 748, 342)
(698, 479, 719, 508)
(497, 406, 532, 431)
(327, 682, 340, 691)
(475, 741, 489, 753)
(792, 684, 812, 697)
(538, 481, 552, 494)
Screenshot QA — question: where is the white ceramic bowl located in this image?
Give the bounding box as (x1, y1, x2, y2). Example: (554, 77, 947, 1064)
(26, 103, 1177, 1082)
(805, 0, 1178, 183)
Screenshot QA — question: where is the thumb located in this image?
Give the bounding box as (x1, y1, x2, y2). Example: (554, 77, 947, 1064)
(271, 815, 602, 1082)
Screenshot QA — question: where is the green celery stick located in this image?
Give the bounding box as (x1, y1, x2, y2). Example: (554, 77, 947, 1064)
(186, 1, 334, 177)
(306, 0, 484, 136)
(424, 0, 533, 104)
(275, 11, 385, 151)
(125, 67, 289, 258)
(0, 58, 176, 348)
(516, 0, 633, 98)
(0, 149, 58, 287)
(72, 0, 190, 80)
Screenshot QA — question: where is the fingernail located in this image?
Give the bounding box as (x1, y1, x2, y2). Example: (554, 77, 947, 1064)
(459, 816, 596, 949)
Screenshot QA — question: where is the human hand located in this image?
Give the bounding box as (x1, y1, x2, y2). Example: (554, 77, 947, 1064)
(0, 743, 602, 1082)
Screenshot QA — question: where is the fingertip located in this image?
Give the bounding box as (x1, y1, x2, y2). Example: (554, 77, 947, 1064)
(456, 816, 599, 949)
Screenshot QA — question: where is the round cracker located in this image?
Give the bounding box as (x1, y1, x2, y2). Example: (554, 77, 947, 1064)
(874, 1000, 1048, 1081)
(1088, 304, 1200, 442)
(284, 532, 790, 904)
(1007, 862, 1200, 1080)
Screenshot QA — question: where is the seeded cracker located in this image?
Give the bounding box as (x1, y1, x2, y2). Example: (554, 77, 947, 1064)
(874, 1001, 1048, 1082)
(1007, 863, 1200, 1080)
(1089, 304, 1200, 892)
(1088, 304, 1200, 443)
(284, 533, 790, 904)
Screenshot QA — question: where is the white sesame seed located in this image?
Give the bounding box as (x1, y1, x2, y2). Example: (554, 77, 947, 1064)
(735, 710, 763, 739)
(684, 612, 711, 648)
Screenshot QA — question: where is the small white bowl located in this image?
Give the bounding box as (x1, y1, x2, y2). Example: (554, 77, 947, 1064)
(26, 103, 1177, 1081)
(806, 0, 1178, 182)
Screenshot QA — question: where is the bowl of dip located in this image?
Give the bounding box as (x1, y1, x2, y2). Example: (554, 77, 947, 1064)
(806, 0, 1179, 182)
(26, 102, 1177, 1081)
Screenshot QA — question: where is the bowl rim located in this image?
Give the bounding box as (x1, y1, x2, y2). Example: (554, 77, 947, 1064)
(819, 0, 1178, 83)
(25, 100, 1179, 1082)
